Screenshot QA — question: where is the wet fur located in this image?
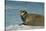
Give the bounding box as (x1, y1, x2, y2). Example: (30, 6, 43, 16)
(20, 11, 44, 26)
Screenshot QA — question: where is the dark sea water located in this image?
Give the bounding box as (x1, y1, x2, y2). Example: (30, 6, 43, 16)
(6, 9, 23, 26)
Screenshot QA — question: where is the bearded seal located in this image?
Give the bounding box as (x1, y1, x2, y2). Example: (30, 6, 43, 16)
(20, 10, 44, 26)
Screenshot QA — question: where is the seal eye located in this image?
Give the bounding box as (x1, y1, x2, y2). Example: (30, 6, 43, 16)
(22, 11, 25, 13)
(20, 11, 25, 16)
(23, 11, 24, 12)
(20, 10, 27, 16)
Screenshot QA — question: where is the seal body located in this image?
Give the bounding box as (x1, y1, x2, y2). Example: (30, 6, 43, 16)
(20, 10, 44, 26)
